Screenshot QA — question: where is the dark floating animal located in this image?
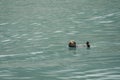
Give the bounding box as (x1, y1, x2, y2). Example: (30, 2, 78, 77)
(68, 40, 76, 48)
(68, 40, 91, 49)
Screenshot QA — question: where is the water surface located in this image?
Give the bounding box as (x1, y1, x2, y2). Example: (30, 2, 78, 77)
(0, 0, 120, 80)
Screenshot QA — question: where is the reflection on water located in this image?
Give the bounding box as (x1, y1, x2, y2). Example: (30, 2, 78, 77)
(68, 47, 76, 54)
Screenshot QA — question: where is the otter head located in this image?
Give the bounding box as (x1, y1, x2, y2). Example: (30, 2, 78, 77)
(68, 40, 76, 47)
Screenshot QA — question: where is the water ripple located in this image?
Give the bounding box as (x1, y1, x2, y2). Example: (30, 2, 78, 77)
(0, 23, 8, 26)
(4, 77, 32, 80)
(1, 39, 11, 43)
(87, 13, 116, 21)
(99, 21, 114, 24)
(58, 67, 120, 80)
(31, 23, 41, 26)
(0, 51, 43, 59)
(53, 30, 63, 33)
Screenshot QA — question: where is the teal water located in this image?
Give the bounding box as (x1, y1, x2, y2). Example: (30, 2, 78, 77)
(0, 0, 120, 80)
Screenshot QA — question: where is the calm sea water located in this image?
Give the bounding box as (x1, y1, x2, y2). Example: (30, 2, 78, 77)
(0, 0, 120, 80)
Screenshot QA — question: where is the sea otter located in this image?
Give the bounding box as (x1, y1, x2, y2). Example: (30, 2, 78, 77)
(68, 40, 76, 48)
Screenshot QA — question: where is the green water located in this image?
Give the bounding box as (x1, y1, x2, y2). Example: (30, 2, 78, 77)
(0, 0, 120, 80)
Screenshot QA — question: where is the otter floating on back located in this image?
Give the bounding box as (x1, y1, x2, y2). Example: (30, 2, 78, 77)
(68, 40, 90, 49)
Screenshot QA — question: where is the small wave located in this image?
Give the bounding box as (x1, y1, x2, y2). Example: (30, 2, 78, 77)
(0, 23, 8, 26)
(87, 16, 105, 20)
(77, 12, 85, 15)
(99, 21, 114, 23)
(93, 30, 103, 32)
(27, 38, 33, 41)
(21, 34, 28, 37)
(4, 77, 32, 79)
(58, 67, 120, 79)
(0, 54, 18, 58)
(87, 13, 115, 21)
(31, 23, 41, 26)
(11, 34, 19, 37)
(58, 76, 83, 79)
(54, 30, 63, 33)
(73, 67, 120, 75)
(11, 34, 28, 39)
(83, 56, 120, 64)
(30, 51, 43, 55)
(104, 13, 115, 17)
(66, 31, 78, 35)
(0, 51, 43, 58)
(0, 74, 12, 77)
(50, 69, 76, 74)
(1, 39, 11, 43)
(66, 32, 76, 35)
(34, 32, 43, 34)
